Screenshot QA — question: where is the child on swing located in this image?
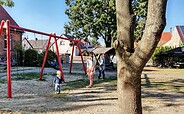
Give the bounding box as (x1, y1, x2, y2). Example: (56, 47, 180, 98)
(53, 70, 62, 94)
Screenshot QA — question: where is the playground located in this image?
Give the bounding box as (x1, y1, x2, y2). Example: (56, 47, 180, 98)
(1, 19, 184, 114)
(0, 66, 184, 114)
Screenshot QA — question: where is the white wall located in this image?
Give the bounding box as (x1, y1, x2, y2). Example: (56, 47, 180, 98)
(164, 27, 182, 47)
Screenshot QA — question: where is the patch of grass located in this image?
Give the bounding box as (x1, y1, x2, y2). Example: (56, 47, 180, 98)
(0, 78, 6, 84)
(64, 76, 117, 90)
(65, 72, 86, 77)
(64, 79, 89, 90)
(11, 72, 45, 80)
(143, 67, 184, 76)
(142, 77, 184, 93)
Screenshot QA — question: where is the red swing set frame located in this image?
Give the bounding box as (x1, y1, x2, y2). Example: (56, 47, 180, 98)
(0, 20, 86, 98)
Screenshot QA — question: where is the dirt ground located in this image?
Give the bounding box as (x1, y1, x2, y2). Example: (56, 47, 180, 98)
(0, 67, 184, 114)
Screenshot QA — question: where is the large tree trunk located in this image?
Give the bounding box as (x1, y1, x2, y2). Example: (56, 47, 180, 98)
(115, 0, 167, 114)
(117, 63, 143, 114)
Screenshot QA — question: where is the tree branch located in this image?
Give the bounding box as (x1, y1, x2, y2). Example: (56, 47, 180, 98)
(131, 0, 167, 69)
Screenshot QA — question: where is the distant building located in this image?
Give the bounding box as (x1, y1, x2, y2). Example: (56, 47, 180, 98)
(52, 34, 94, 56)
(159, 27, 184, 47)
(22, 38, 48, 53)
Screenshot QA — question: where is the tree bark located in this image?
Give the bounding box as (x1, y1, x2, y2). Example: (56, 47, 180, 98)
(115, 0, 167, 114)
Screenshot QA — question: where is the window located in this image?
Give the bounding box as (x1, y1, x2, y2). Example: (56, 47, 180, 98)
(4, 34, 13, 50)
(60, 40, 65, 45)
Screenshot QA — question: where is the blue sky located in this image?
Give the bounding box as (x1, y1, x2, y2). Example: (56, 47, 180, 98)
(4, 0, 68, 39)
(165, 0, 184, 31)
(3, 0, 184, 40)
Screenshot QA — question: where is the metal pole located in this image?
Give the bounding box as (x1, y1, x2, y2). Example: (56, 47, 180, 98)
(69, 41, 75, 73)
(0, 20, 5, 35)
(6, 20, 12, 98)
(53, 34, 64, 81)
(78, 42, 86, 74)
(10, 25, 72, 41)
(39, 34, 52, 80)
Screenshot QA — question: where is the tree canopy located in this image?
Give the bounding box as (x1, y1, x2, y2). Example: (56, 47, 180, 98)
(132, 0, 148, 41)
(0, 0, 14, 7)
(64, 0, 147, 47)
(64, 0, 116, 47)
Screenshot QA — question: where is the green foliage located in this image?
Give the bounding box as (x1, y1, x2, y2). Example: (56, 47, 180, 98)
(24, 49, 38, 66)
(65, 0, 116, 47)
(89, 38, 100, 46)
(0, 0, 14, 7)
(65, 0, 148, 46)
(23, 49, 57, 67)
(132, 0, 148, 41)
(82, 50, 89, 56)
(12, 72, 42, 80)
(38, 50, 57, 66)
(151, 46, 174, 67)
(0, 78, 6, 84)
(14, 43, 24, 66)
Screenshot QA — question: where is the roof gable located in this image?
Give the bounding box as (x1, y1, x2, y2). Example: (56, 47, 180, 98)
(158, 32, 172, 46)
(23, 39, 48, 50)
(0, 6, 19, 27)
(176, 26, 184, 44)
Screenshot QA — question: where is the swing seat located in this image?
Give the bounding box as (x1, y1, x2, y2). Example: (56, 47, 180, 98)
(47, 60, 60, 70)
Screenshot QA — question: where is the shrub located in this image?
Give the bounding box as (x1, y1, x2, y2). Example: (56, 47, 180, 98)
(37, 50, 57, 67)
(151, 46, 173, 67)
(24, 49, 38, 66)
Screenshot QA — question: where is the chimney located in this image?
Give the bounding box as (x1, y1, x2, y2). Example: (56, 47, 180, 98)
(170, 27, 172, 35)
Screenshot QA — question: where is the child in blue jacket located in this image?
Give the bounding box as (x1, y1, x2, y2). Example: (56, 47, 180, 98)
(53, 71, 62, 94)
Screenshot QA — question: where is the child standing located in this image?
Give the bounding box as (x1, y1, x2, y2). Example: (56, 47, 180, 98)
(86, 52, 96, 88)
(98, 54, 105, 80)
(53, 71, 62, 94)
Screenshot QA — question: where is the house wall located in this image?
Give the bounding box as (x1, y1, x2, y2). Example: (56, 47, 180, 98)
(0, 30, 22, 59)
(164, 27, 182, 47)
(52, 39, 79, 56)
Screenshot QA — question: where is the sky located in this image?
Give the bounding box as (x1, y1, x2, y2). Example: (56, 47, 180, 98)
(3, 0, 68, 40)
(3, 0, 184, 41)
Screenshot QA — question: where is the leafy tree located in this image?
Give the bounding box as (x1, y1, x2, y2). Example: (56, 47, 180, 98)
(115, 0, 167, 114)
(0, 0, 14, 7)
(88, 38, 100, 46)
(65, 0, 148, 47)
(64, 0, 116, 47)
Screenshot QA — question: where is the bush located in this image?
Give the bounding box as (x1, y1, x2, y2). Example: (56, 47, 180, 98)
(24, 49, 57, 67)
(151, 46, 173, 67)
(38, 50, 57, 66)
(24, 49, 38, 66)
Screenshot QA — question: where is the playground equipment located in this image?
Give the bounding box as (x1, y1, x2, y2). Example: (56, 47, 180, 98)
(0, 20, 86, 98)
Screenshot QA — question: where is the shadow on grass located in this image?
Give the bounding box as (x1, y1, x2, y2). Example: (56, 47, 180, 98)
(142, 74, 151, 87)
(142, 75, 184, 107)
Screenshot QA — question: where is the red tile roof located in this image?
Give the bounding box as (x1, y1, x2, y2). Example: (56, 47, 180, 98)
(158, 32, 172, 46)
(0, 6, 19, 27)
